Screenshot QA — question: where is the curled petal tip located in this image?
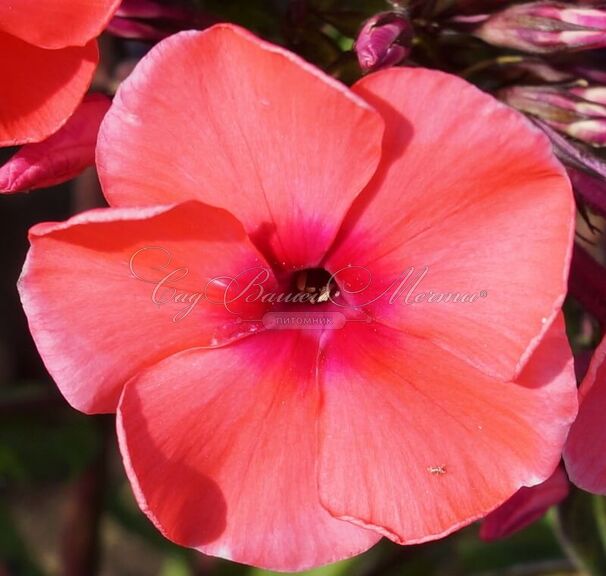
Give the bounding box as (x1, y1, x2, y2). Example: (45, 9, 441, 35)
(0, 94, 111, 194)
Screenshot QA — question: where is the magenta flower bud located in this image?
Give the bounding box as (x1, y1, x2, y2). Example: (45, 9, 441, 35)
(107, 16, 168, 40)
(107, 0, 215, 41)
(501, 85, 606, 121)
(510, 59, 573, 83)
(535, 119, 606, 215)
(501, 84, 606, 146)
(561, 118, 606, 146)
(537, 119, 606, 176)
(569, 65, 606, 84)
(355, 11, 413, 73)
(570, 85, 606, 105)
(474, 2, 606, 54)
(115, 0, 193, 21)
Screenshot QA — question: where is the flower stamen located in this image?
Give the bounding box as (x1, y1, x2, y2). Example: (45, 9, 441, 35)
(293, 268, 340, 305)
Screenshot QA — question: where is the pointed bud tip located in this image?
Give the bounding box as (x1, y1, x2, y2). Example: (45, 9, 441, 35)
(475, 2, 606, 54)
(355, 11, 413, 73)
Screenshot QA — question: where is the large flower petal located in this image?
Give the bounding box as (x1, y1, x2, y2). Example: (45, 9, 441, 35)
(0, 0, 120, 49)
(564, 336, 606, 495)
(18, 201, 272, 414)
(1, 94, 110, 193)
(325, 68, 574, 381)
(317, 315, 577, 544)
(117, 330, 380, 572)
(0, 32, 98, 146)
(97, 24, 384, 269)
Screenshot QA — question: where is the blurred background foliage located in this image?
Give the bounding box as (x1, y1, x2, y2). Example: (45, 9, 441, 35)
(2, 0, 606, 574)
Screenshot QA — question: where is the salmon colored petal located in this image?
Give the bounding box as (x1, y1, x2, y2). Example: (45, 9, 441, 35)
(18, 201, 272, 414)
(479, 466, 569, 541)
(0, 94, 110, 194)
(325, 68, 574, 382)
(564, 336, 606, 495)
(0, 32, 98, 146)
(0, 0, 120, 49)
(317, 315, 577, 544)
(97, 24, 384, 269)
(117, 330, 380, 572)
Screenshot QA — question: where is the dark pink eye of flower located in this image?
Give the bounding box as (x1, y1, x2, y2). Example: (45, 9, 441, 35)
(0, 0, 120, 146)
(19, 24, 578, 572)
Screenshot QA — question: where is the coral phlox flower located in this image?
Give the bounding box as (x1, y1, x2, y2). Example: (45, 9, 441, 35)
(19, 24, 578, 572)
(0, 94, 111, 193)
(0, 0, 120, 146)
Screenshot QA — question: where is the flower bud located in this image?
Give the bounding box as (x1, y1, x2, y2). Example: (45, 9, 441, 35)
(501, 84, 606, 146)
(537, 119, 606, 177)
(535, 119, 606, 216)
(569, 65, 606, 84)
(509, 59, 573, 83)
(107, 0, 214, 41)
(561, 118, 606, 146)
(355, 11, 413, 73)
(474, 2, 606, 54)
(570, 85, 606, 105)
(502, 85, 606, 119)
